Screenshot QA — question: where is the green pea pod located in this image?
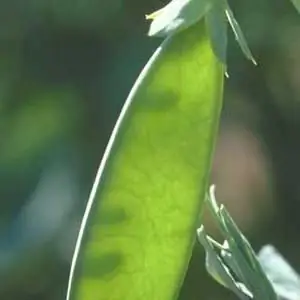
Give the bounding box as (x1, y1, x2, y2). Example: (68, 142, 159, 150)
(66, 21, 223, 300)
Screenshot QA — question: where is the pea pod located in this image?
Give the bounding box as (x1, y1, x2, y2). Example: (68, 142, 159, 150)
(66, 20, 223, 300)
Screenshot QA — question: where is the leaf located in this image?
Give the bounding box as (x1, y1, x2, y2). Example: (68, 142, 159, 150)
(290, 0, 300, 14)
(219, 207, 277, 299)
(66, 21, 224, 300)
(197, 226, 250, 300)
(204, 186, 277, 299)
(205, 1, 228, 66)
(224, 3, 257, 65)
(147, 0, 212, 37)
(258, 245, 300, 300)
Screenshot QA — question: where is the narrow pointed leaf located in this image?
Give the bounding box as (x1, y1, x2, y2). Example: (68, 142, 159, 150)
(225, 4, 257, 65)
(66, 21, 223, 300)
(197, 227, 250, 300)
(220, 241, 249, 289)
(205, 187, 276, 299)
(147, 0, 212, 37)
(220, 207, 277, 299)
(205, 2, 228, 65)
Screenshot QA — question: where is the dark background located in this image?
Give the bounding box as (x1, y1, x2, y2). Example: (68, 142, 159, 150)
(0, 0, 299, 299)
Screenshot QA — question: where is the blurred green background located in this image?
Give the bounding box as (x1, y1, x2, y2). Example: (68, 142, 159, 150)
(0, 0, 300, 299)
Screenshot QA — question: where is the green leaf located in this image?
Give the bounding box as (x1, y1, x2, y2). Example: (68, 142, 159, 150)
(290, 0, 300, 14)
(258, 245, 300, 300)
(205, 1, 228, 66)
(205, 188, 257, 292)
(204, 186, 277, 300)
(197, 226, 250, 300)
(224, 4, 257, 65)
(219, 207, 277, 299)
(147, 0, 212, 37)
(66, 21, 224, 300)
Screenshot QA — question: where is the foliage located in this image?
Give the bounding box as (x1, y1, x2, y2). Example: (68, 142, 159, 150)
(147, 0, 256, 65)
(199, 185, 300, 300)
(198, 185, 276, 300)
